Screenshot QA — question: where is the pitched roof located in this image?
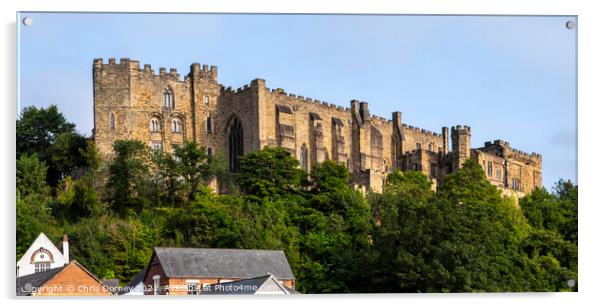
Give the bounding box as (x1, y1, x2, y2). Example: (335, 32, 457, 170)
(153, 247, 295, 280)
(16, 266, 65, 295)
(202, 274, 296, 295)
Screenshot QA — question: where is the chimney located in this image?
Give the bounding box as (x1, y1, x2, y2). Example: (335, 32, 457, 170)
(62, 234, 69, 263)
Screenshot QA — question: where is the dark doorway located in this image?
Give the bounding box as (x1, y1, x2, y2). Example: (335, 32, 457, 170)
(228, 116, 244, 171)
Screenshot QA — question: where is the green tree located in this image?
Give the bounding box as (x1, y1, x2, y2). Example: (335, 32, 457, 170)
(52, 175, 102, 221)
(16, 154, 49, 197)
(174, 141, 225, 202)
(106, 140, 151, 215)
(234, 147, 304, 198)
(47, 132, 89, 182)
(16, 105, 76, 158)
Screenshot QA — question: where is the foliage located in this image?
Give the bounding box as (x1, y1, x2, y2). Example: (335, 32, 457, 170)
(106, 140, 152, 215)
(234, 147, 305, 198)
(15, 106, 577, 292)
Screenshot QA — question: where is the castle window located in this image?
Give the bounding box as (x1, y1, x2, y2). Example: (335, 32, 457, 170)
(206, 116, 213, 134)
(150, 117, 161, 133)
(204, 96, 210, 105)
(430, 163, 437, 178)
(427, 143, 432, 151)
(151, 141, 163, 152)
(496, 169, 502, 179)
(512, 178, 521, 191)
(207, 147, 213, 157)
(172, 118, 183, 133)
(416, 143, 422, 150)
(163, 89, 174, 108)
(109, 112, 115, 130)
(300, 144, 309, 172)
(487, 161, 493, 177)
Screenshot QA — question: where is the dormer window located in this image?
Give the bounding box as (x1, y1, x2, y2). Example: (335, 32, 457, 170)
(163, 89, 174, 108)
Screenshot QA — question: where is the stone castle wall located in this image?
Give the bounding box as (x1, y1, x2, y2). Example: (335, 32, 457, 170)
(93, 58, 542, 195)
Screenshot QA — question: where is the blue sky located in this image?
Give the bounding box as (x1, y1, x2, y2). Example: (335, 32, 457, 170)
(17, 13, 577, 189)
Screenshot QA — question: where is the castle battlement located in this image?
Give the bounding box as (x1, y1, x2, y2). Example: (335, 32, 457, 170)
(483, 140, 542, 162)
(93, 58, 542, 195)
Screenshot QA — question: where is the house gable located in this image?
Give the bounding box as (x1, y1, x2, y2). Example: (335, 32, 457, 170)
(17, 233, 68, 277)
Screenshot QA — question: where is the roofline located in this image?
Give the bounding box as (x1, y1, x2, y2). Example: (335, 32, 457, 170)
(153, 246, 287, 253)
(150, 247, 296, 280)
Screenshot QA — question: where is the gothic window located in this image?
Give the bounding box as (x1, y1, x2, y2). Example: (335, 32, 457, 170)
(150, 117, 161, 133)
(487, 161, 493, 177)
(163, 88, 174, 108)
(171, 118, 183, 133)
(109, 112, 115, 130)
(300, 144, 309, 172)
(207, 116, 213, 134)
(228, 116, 243, 171)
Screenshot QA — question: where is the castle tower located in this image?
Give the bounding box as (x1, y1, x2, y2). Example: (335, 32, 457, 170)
(451, 125, 471, 171)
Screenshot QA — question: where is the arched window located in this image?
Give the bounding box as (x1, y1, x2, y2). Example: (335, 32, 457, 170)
(206, 116, 213, 134)
(150, 117, 161, 133)
(172, 118, 183, 133)
(109, 112, 115, 130)
(300, 144, 309, 172)
(31, 248, 54, 273)
(163, 89, 174, 108)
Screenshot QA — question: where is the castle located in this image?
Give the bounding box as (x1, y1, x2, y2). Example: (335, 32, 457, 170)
(92, 58, 542, 196)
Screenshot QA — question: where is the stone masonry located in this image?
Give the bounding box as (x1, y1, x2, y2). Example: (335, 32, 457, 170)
(93, 58, 542, 196)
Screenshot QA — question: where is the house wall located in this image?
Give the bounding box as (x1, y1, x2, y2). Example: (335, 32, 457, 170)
(34, 262, 111, 296)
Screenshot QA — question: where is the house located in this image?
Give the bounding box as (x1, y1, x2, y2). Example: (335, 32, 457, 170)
(16, 260, 112, 296)
(143, 247, 296, 295)
(17, 233, 69, 277)
(202, 274, 300, 295)
(119, 268, 147, 295)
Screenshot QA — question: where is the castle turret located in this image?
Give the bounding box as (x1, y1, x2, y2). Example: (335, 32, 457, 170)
(451, 125, 471, 171)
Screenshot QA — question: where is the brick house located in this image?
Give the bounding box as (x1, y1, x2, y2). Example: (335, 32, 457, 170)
(143, 247, 296, 295)
(16, 260, 112, 296)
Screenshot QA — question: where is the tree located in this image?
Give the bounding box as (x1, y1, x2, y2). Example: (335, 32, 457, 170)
(174, 141, 225, 202)
(47, 132, 89, 184)
(106, 140, 151, 215)
(16, 154, 49, 197)
(52, 175, 102, 221)
(16, 105, 76, 158)
(234, 147, 304, 198)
